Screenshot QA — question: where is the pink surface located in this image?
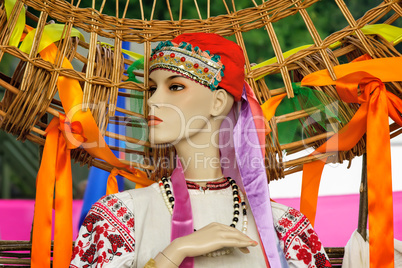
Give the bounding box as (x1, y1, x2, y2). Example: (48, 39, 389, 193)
(0, 192, 401, 247)
(275, 191, 402, 247)
(0, 199, 83, 241)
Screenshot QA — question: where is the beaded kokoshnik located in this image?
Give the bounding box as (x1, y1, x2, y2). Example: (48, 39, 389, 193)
(158, 177, 249, 257)
(149, 40, 225, 91)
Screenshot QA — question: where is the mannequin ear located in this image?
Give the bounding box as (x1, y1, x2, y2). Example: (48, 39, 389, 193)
(210, 88, 229, 116)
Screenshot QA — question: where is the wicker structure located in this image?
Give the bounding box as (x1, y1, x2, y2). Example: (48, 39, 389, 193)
(1, 0, 402, 266)
(1, 0, 402, 181)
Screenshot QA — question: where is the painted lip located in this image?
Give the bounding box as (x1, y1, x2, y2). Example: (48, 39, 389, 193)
(147, 115, 163, 126)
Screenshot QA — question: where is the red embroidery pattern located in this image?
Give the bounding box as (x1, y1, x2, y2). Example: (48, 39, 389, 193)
(275, 207, 332, 268)
(70, 194, 136, 267)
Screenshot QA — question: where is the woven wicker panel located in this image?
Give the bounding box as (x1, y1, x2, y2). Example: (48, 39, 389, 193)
(0, 0, 402, 182)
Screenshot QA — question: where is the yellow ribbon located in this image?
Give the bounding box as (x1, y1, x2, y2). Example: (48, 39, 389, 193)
(19, 24, 85, 54)
(252, 24, 402, 80)
(4, 0, 25, 47)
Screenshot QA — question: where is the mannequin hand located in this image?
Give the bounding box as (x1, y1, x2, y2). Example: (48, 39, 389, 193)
(154, 222, 258, 267)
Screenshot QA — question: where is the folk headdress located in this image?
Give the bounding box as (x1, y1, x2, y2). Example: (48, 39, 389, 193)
(149, 33, 287, 268)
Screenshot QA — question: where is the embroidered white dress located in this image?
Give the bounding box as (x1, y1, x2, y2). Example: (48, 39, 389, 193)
(70, 182, 331, 268)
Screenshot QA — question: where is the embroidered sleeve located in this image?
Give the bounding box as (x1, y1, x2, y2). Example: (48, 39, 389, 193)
(70, 194, 136, 268)
(275, 207, 332, 268)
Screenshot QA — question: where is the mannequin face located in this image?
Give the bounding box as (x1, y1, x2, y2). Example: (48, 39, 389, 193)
(147, 69, 215, 145)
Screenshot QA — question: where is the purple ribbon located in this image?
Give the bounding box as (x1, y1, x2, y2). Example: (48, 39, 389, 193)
(170, 83, 283, 267)
(170, 160, 194, 268)
(220, 84, 282, 267)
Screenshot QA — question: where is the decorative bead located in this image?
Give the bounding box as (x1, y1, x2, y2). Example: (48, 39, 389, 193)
(153, 54, 157, 59)
(180, 57, 186, 62)
(170, 53, 175, 58)
(203, 67, 209, 73)
(193, 63, 199, 68)
(162, 176, 248, 257)
(159, 52, 164, 57)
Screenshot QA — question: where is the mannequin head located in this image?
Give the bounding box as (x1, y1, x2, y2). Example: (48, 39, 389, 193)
(148, 69, 234, 147)
(147, 33, 244, 149)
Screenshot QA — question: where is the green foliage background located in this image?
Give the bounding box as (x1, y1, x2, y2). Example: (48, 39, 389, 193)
(0, 0, 400, 198)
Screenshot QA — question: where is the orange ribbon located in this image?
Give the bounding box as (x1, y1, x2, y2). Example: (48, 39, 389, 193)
(107, 168, 153, 195)
(260, 93, 287, 134)
(301, 56, 402, 268)
(32, 114, 85, 268)
(31, 43, 153, 268)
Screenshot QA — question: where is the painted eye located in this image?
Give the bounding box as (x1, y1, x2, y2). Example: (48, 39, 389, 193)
(148, 86, 157, 95)
(169, 84, 185, 91)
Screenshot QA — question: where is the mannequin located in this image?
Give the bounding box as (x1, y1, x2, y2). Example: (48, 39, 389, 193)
(148, 69, 258, 267)
(70, 33, 331, 268)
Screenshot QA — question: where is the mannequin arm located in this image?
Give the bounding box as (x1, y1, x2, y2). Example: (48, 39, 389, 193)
(153, 222, 258, 267)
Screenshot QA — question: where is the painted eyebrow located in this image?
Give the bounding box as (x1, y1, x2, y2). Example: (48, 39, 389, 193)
(148, 75, 183, 83)
(167, 75, 184, 81)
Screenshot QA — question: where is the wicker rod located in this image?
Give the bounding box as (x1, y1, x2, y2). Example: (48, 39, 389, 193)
(385, 0, 402, 18)
(82, 0, 98, 112)
(283, 152, 336, 168)
(280, 131, 335, 151)
(292, 0, 336, 81)
(260, 0, 294, 97)
(334, 0, 375, 57)
(0, 0, 24, 62)
(0, 258, 31, 264)
(18, 9, 48, 92)
(275, 106, 324, 123)
(109, 0, 125, 117)
(115, 106, 145, 119)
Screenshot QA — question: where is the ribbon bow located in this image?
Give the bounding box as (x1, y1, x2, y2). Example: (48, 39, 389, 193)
(301, 56, 402, 268)
(32, 113, 87, 268)
(58, 113, 87, 149)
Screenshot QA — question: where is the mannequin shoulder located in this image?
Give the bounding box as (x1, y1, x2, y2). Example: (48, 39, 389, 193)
(99, 182, 161, 208)
(270, 201, 307, 228)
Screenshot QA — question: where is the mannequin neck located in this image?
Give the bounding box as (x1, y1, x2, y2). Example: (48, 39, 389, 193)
(174, 129, 224, 187)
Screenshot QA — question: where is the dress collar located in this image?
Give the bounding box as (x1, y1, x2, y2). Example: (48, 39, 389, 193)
(185, 178, 230, 191)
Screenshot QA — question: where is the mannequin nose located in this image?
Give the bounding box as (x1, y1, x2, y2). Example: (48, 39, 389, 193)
(147, 88, 160, 108)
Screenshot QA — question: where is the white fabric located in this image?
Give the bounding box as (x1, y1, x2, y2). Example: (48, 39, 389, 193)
(70, 183, 331, 268)
(342, 229, 402, 268)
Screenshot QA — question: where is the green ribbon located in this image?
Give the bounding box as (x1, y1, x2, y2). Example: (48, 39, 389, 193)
(5, 0, 25, 47)
(127, 57, 144, 83)
(275, 83, 345, 146)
